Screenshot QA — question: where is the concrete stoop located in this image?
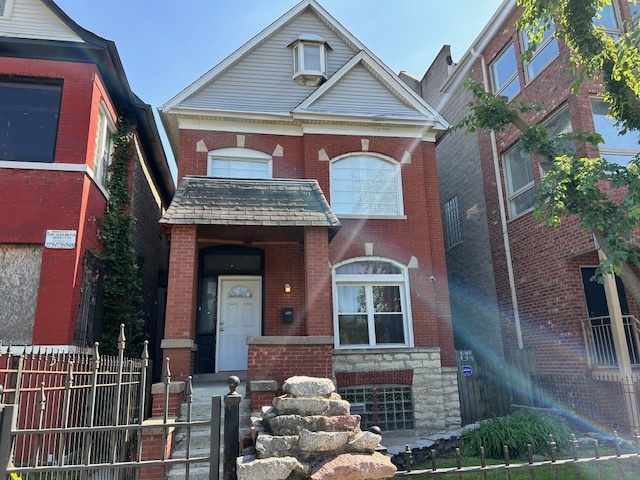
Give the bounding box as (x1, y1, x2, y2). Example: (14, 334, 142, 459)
(167, 381, 252, 480)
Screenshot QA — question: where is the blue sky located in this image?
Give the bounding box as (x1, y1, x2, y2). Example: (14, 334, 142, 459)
(54, 0, 504, 179)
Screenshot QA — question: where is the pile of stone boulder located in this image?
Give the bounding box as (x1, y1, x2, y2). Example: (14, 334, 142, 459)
(237, 376, 397, 480)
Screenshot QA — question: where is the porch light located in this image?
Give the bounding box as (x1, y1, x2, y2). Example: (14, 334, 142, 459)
(284, 283, 291, 293)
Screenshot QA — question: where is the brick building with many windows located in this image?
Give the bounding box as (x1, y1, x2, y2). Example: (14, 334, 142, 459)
(403, 0, 640, 429)
(0, 0, 174, 358)
(159, 0, 460, 433)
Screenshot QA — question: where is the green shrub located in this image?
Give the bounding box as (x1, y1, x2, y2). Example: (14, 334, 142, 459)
(459, 410, 572, 459)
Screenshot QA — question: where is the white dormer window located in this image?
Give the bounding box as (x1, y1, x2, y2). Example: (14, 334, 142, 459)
(288, 33, 330, 86)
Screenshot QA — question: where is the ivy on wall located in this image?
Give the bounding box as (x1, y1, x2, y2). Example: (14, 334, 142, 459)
(98, 119, 144, 356)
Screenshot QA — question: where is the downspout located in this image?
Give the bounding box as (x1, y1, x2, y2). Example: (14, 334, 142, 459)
(472, 48, 524, 349)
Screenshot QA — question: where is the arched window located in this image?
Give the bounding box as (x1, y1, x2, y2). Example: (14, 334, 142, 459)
(330, 154, 403, 216)
(332, 258, 413, 348)
(208, 147, 272, 179)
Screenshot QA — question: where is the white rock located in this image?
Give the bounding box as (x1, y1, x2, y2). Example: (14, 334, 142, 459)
(283, 376, 336, 398)
(236, 455, 304, 480)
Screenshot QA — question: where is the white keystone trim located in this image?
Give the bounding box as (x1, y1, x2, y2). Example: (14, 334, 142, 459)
(196, 140, 208, 152)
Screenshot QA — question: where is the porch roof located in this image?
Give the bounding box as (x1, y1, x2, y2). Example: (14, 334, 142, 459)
(160, 176, 341, 228)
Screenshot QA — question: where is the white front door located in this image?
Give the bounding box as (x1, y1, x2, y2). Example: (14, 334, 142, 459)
(217, 276, 261, 372)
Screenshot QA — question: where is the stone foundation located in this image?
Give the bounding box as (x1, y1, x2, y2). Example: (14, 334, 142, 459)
(333, 347, 461, 434)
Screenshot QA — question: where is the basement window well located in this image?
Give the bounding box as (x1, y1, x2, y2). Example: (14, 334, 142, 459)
(288, 33, 331, 86)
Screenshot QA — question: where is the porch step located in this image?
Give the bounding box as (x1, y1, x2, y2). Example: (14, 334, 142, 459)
(167, 465, 211, 480)
(169, 380, 252, 479)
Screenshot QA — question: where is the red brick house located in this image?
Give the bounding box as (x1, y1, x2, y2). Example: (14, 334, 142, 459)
(159, 0, 460, 433)
(408, 0, 640, 429)
(0, 0, 174, 354)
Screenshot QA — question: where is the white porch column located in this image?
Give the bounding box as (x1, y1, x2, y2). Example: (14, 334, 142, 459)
(598, 248, 640, 430)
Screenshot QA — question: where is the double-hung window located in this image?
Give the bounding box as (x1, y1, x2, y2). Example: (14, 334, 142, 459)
(504, 105, 572, 218)
(93, 104, 115, 189)
(591, 98, 639, 165)
(330, 154, 403, 216)
(0, 78, 62, 163)
(521, 23, 559, 81)
(504, 146, 536, 217)
(208, 148, 272, 178)
(333, 259, 412, 348)
(491, 43, 521, 101)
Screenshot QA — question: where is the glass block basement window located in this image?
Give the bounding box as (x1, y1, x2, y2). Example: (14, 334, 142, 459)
(338, 385, 413, 431)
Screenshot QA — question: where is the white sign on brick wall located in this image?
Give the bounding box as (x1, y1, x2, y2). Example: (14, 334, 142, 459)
(45, 230, 77, 249)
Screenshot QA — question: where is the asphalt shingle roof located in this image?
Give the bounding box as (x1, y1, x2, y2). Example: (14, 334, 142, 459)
(160, 176, 341, 228)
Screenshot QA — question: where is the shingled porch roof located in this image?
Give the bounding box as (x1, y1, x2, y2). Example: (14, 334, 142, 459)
(160, 176, 341, 229)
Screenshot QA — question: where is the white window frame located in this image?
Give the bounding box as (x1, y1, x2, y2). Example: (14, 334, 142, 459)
(292, 41, 327, 76)
(444, 196, 462, 249)
(0, 0, 15, 19)
(329, 153, 404, 218)
(503, 105, 573, 218)
(490, 43, 521, 101)
(207, 147, 272, 179)
(594, 3, 623, 36)
(521, 23, 560, 82)
(590, 97, 640, 166)
(503, 144, 536, 218)
(93, 103, 115, 191)
(332, 257, 414, 350)
(288, 33, 330, 86)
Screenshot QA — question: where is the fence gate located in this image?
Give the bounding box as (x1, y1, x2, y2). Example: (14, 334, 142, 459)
(456, 350, 510, 424)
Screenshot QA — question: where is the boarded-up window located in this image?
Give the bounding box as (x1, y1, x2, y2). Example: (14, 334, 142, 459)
(0, 245, 42, 344)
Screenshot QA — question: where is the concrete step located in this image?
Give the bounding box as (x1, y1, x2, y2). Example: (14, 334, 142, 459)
(170, 447, 212, 468)
(174, 428, 213, 450)
(167, 465, 211, 480)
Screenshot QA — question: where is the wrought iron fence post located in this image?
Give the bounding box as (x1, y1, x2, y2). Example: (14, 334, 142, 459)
(0, 402, 17, 479)
(223, 376, 241, 480)
(403, 444, 412, 472)
(210, 393, 221, 480)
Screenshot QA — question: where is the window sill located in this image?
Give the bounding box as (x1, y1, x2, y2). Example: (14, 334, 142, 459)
(333, 345, 413, 354)
(507, 207, 534, 222)
(337, 214, 407, 220)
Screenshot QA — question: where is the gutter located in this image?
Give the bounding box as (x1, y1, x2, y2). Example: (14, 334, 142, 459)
(472, 48, 524, 350)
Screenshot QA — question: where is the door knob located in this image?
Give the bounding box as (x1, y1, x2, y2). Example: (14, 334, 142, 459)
(220, 327, 224, 331)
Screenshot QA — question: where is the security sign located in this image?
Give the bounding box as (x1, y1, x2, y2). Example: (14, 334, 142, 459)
(461, 365, 473, 377)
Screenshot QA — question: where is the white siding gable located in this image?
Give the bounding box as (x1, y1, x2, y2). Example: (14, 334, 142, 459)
(178, 10, 357, 114)
(301, 63, 421, 118)
(0, 0, 83, 42)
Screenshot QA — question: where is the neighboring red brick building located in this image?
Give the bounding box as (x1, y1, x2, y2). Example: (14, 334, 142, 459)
(0, 0, 174, 355)
(159, 0, 460, 433)
(409, 0, 640, 430)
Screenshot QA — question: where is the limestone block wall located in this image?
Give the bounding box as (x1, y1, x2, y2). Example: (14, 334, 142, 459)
(332, 347, 461, 434)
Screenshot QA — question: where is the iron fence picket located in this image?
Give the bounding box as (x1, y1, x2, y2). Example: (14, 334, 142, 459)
(0, 339, 233, 480)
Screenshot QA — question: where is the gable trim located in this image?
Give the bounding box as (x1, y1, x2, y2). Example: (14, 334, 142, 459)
(162, 0, 368, 112)
(293, 51, 449, 129)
